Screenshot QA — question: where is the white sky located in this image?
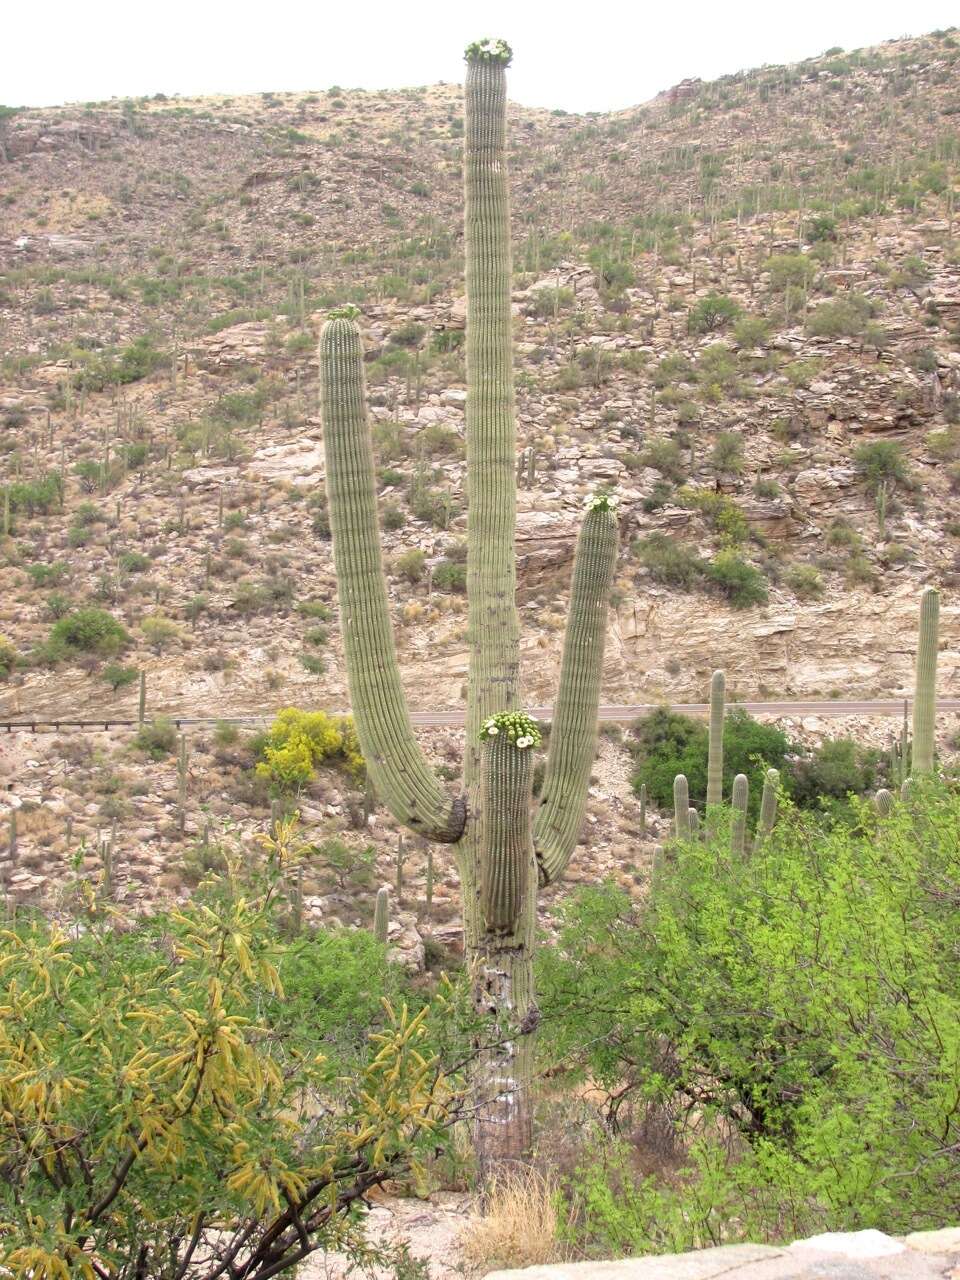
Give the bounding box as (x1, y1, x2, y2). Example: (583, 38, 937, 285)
(6, 0, 959, 113)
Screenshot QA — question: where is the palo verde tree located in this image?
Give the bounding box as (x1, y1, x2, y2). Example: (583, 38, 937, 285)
(320, 39, 619, 1178)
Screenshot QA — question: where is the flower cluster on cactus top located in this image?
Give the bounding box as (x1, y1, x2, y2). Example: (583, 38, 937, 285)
(464, 38, 513, 65)
(586, 491, 619, 513)
(480, 710, 542, 749)
(328, 305, 361, 321)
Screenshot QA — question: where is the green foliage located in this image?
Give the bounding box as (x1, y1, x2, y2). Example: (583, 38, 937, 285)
(433, 560, 467, 593)
(853, 440, 912, 494)
(704, 548, 768, 607)
(634, 533, 704, 589)
(805, 293, 876, 338)
(25, 560, 68, 588)
(0, 635, 17, 680)
(0, 836, 453, 1278)
(688, 293, 741, 334)
(134, 716, 179, 759)
(395, 548, 427, 583)
(73, 334, 168, 390)
(46, 608, 129, 660)
(7, 473, 62, 517)
(766, 253, 817, 291)
(141, 614, 182, 652)
(540, 782, 960, 1245)
(733, 313, 771, 346)
(102, 662, 139, 691)
(789, 736, 888, 813)
(786, 563, 825, 600)
(629, 707, 790, 819)
(708, 431, 745, 475)
(255, 708, 363, 791)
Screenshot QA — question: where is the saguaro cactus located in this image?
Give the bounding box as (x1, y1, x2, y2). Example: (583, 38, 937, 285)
(320, 39, 618, 1180)
(673, 774, 690, 839)
(373, 885, 390, 945)
(911, 586, 940, 775)
(706, 670, 725, 813)
(755, 768, 779, 849)
(730, 773, 748, 857)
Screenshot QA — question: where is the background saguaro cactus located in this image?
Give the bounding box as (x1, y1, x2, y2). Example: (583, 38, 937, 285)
(912, 586, 940, 774)
(706, 670, 725, 813)
(320, 39, 619, 1180)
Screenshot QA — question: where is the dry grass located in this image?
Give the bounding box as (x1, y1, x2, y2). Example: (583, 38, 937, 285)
(460, 1168, 567, 1274)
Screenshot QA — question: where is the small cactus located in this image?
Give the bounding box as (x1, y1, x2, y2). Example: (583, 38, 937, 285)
(673, 774, 690, 839)
(687, 807, 700, 836)
(138, 670, 147, 726)
(638, 782, 647, 834)
(755, 769, 779, 849)
(425, 844, 434, 917)
(374, 885, 390, 944)
(730, 774, 748, 857)
(874, 788, 894, 816)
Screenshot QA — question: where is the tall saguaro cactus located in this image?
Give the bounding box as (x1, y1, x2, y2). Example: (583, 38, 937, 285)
(911, 586, 940, 774)
(706, 670, 725, 812)
(320, 39, 619, 1180)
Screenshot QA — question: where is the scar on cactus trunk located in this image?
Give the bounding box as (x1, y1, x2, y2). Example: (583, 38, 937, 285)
(319, 40, 619, 1185)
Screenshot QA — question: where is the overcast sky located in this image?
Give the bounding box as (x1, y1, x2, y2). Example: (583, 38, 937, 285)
(6, 0, 959, 113)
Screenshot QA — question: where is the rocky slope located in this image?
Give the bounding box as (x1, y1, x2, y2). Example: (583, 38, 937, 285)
(1, 29, 960, 910)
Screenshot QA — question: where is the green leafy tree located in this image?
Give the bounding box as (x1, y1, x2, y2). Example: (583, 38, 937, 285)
(0, 825, 456, 1277)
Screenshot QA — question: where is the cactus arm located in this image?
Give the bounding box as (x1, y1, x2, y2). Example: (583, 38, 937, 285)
(463, 47, 521, 781)
(533, 503, 619, 885)
(706, 670, 725, 811)
(320, 316, 465, 843)
(911, 586, 940, 775)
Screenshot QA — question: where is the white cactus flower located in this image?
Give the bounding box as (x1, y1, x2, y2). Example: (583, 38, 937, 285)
(488, 725, 499, 735)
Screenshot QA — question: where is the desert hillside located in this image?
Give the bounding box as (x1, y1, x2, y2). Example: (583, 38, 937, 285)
(1, 28, 959, 908)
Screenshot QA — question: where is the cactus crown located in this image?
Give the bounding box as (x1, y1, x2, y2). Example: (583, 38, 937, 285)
(327, 304, 361, 321)
(586, 491, 619, 513)
(464, 38, 513, 65)
(480, 711, 542, 749)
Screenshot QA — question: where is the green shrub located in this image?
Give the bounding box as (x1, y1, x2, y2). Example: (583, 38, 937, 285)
(786, 563, 824, 599)
(0, 635, 17, 680)
(540, 782, 960, 1245)
(254, 708, 364, 791)
(704, 549, 768, 608)
(433, 560, 467, 593)
(709, 431, 745, 474)
(853, 440, 911, 494)
(641, 439, 687, 484)
(634, 534, 705, 590)
(786, 736, 887, 811)
(102, 663, 139, 691)
(688, 293, 741, 334)
(732, 314, 770, 346)
(806, 293, 875, 338)
(628, 706, 790, 818)
(47, 608, 129, 660)
(140, 614, 182, 652)
(26, 561, 69, 588)
(7, 473, 62, 517)
(134, 716, 179, 759)
(766, 253, 817, 291)
(394, 548, 426, 583)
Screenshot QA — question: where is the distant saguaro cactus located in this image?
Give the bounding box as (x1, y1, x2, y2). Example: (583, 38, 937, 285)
(755, 768, 779, 849)
(673, 774, 690, 839)
(373, 885, 390, 944)
(730, 773, 748, 857)
(319, 39, 619, 1180)
(706, 670, 725, 814)
(911, 586, 940, 775)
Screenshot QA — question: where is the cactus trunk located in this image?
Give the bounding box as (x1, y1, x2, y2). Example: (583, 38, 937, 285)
(320, 41, 618, 1184)
(730, 774, 748, 857)
(911, 587, 940, 775)
(706, 670, 725, 815)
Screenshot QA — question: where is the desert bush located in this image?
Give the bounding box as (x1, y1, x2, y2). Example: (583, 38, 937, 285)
(788, 736, 888, 813)
(141, 614, 182, 652)
(0, 843, 453, 1276)
(688, 293, 741, 334)
(628, 706, 790, 818)
(540, 782, 960, 1248)
(46, 607, 129, 660)
(102, 662, 139, 691)
(703, 549, 768, 607)
(134, 716, 179, 759)
(634, 534, 704, 590)
(255, 708, 364, 791)
(853, 440, 911, 494)
(0, 635, 17, 680)
(395, 548, 426, 583)
(785, 563, 824, 599)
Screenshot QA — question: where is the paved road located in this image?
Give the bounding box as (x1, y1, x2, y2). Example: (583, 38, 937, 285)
(4, 699, 959, 734)
(407, 699, 960, 727)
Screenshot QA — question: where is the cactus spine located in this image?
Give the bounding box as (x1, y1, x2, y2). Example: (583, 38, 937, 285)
(319, 40, 618, 1179)
(374, 885, 390, 944)
(706, 670, 725, 813)
(911, 587, 940, 775)
(731, 773, 748, 857)
(673, 774, 690, 839)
